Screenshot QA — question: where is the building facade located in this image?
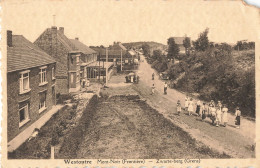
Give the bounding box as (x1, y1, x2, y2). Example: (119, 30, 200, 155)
(34, 27, 97, 94)
(7, 31, 56, 142)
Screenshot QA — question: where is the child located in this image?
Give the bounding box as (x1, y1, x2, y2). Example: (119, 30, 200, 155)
(188, 98, 194, 116)
(222, 104, 228, 127)
(177, 100, 181, 115)
(235, 107, 241, 128)
(151, 84, 155, 95)
(201, 102, 207, 121)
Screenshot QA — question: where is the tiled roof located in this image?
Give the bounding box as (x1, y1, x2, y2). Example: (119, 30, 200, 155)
(57, 30, 77, 51)
(7, 35, 56, 73)
(118, 43, 127, 50)
(69, 39, 97, 55)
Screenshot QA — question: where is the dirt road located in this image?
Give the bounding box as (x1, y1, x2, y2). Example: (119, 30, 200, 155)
(133, 55, 255, 158)
(76, 92, 228, 159)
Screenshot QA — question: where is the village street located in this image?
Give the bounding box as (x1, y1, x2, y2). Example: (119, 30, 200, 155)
(59, 55, 256, 159)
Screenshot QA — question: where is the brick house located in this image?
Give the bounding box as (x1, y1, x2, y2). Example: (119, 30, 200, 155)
(34, 26, 91, 94)
(69, 38, 97, 82)
(7, 30, 56, 143)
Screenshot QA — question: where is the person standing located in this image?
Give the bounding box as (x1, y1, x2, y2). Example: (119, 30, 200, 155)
(151, 83, 155, 95)
(185, 96, 189, 112)
(196, 100, 201, 117)
(164, 82, 168, 95)
(201, 102, 207, 121)
(235, 107, 241, 128)
(177, 100, 181, 115)
(82, 78, 86, 89)
(208, 100, 215, 117)
(216, 106, 222, 127)
(131, 75, 134, 83)
(188, 98, 194, 116)
(152, 73, 155, 80)
(210, 106, 216, 125)
(222, 104, 228, 127)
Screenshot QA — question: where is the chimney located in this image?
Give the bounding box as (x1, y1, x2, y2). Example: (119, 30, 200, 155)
(75, 37, 79, 41)
(59, 27, 64, 34)
(7, 30, 12, 47)
(51, 26, 57, 34)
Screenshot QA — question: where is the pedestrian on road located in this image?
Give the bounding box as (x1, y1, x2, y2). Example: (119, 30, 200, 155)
(216, 106, 222, 127)
(222, 104, 228, 127)
(164, 82, 168, 95)
(82, 78, 86, 89)
(235, 107, 241, 129)
(177, 100, 181, 115)
(152, 73, 155, 80)
(201, 102, 207, 121)
(151, 83, 155, 95)
(196, 100, 201, 117)
(210, 106, 216, 125)
(208, 100, 215, 117)
(185, 96, 189, 112)
(188, 98, 194, 116)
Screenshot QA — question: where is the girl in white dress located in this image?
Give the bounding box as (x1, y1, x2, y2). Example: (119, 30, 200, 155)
(222, 104, 228, 127)
(188, 98, 194, 116)
(216, 107, 222, 127)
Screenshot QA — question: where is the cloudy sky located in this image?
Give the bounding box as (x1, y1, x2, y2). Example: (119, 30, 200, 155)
(2, 0, 259, 46)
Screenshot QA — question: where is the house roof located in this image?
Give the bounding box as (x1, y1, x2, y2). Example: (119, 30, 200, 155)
(92, 47, 127, 56)
(172, 37, 187, 45)
(109, 42, 127, 51)
(69, 39, 97, 55)
(7, 35, 56, 73)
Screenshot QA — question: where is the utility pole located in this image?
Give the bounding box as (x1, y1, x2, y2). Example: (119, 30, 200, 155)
(121, 49, 123, 71)
(98, 53, 100, 82)
(106, 48, 108, 86)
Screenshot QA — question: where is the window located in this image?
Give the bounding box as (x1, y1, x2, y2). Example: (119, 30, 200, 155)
(39, 67, 47, 85)
(19, 71, 30, 94)
(52, 67, 55, 80)
(19, 103, 30, 127)
(39, 91, 47, 112)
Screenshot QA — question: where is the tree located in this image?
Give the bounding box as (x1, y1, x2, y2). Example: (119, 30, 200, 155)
(183, 37, 191, 55)
(152, 49, 163, 62)
(141, 43, 150, 56)
(193, 28, 209, 51)
(167, 37, 180, 60)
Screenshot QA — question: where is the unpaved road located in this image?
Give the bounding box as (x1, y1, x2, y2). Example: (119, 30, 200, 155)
(76, 94, 228, 159)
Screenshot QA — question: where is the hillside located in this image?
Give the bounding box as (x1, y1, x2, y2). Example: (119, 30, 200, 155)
(122, 41, 167, 50)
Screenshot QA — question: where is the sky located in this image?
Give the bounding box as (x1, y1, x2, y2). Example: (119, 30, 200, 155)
(2, 0, 260, 46)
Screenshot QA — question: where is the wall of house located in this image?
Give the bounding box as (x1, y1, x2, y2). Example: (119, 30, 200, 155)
(34, 28, 69, 94)
(7, 63, 56, 142)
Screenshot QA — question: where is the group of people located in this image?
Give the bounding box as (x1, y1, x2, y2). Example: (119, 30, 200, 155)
(176, 97, 241, 128)
(150, 72, 241, 129)
(151, 72, 168, 95)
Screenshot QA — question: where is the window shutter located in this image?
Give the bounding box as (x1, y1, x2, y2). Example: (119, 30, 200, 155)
(19, 78, 22, 92)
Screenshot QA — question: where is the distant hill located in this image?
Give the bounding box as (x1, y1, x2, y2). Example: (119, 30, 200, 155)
(122, 41, 167, 50)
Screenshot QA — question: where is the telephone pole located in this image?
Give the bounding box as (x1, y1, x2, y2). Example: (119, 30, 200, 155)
(106, 48, 108, 86)
(121, 49, 123, 71)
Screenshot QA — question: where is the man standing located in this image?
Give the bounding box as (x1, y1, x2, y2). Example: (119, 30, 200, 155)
(164, 82, 168, 94)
